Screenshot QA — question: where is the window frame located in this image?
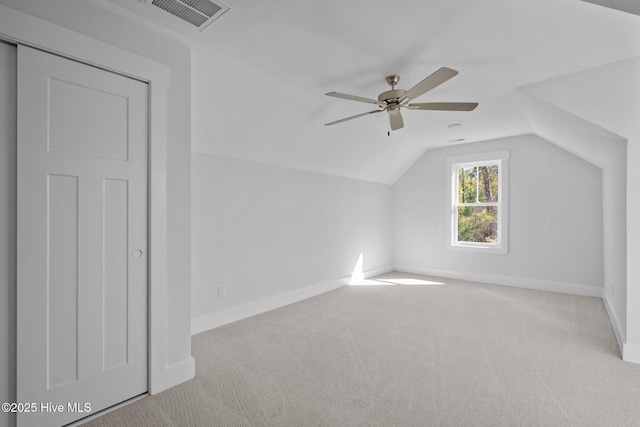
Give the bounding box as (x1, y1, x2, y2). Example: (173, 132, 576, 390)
(446, 151, 509, 254)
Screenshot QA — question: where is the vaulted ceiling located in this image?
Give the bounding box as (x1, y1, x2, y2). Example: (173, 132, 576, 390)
(16, 0, 640, 183)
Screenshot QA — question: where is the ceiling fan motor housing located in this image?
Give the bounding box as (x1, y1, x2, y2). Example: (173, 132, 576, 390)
(378, 89, 407, 105)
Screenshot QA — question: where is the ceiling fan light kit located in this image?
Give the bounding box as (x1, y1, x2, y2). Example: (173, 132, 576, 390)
(325, 67, 478, 132)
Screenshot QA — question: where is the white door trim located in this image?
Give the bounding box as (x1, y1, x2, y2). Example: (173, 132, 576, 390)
(0, 4, 173, 395)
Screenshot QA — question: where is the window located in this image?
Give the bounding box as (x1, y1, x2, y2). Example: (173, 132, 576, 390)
(447, 151, 509, 254)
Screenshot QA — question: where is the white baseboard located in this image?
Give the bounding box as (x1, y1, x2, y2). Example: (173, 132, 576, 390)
(363, 265, 395, 279)
(191, 278, 346, 335)
(162, 356, 195, 392)
(623, 343, 640, 364)
(394, 265, 603, 298)
(602, 293, 625, 357)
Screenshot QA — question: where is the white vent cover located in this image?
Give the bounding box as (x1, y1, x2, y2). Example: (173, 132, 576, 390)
(141, 0, 229, 31)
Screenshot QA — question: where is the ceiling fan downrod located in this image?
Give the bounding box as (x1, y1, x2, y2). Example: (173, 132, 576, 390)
(385, 75, 400, 89)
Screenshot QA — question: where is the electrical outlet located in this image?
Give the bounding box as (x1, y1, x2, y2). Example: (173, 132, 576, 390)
(217, 286, 225, 298)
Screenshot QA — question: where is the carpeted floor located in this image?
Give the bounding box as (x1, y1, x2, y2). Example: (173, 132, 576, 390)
(81, 273, 640, 426)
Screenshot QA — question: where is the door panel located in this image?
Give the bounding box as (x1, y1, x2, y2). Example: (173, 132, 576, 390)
(17, 45, 148, 427)
(47, 174, 80, 390)
(49, 76, 129, 160)
(104, 178, 130, 372)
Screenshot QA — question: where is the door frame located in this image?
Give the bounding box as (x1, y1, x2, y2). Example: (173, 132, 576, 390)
(0, 5, 171, 395)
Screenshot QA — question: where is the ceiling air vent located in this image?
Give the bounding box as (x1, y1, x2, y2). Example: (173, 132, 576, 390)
(141, 0, 229, 31)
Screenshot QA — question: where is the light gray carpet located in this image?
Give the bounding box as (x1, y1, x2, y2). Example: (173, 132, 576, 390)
(81, 273, 640, 426)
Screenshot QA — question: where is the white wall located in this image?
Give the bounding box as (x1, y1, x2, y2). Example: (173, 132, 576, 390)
(521, 94, 627, 348)
(627, 138, 640, 360)
(393, 134, 604, 295)
(0, 41, 16, 427)
(191, 153, 393, 331)
(518, 58, 640, 361)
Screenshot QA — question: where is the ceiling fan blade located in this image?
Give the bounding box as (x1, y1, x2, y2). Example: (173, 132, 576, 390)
(399, 67, 459, 103)
(407, 102, 478, 111)
(325, 92, 379, 105)
(324, 109, 384, 126)
(389, 109, 404, 131)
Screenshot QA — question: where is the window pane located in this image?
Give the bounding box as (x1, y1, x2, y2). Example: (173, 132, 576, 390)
(457, 167, 477, 203)
(478, 165, 499, 203)
(457, 206, 498, 243)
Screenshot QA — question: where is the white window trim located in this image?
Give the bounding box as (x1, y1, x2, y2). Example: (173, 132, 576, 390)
(446, 150, 509, 255)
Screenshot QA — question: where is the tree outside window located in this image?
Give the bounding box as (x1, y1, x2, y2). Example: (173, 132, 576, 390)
(456, 164, 499, 243)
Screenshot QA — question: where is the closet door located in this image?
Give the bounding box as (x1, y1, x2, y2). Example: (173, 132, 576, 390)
(0, 39, 17, 427)
(17, 45, 149, 427)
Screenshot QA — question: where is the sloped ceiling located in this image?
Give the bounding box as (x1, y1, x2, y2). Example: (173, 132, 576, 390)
(581, 0, 640, 16)
(14, 0, 640, 184)
(520, 57, 640, 140)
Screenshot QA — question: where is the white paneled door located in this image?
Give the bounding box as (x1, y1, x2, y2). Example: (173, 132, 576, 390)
(16, 45, 148, 427)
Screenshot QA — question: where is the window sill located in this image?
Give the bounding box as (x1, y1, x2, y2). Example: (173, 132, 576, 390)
(447, 243, 508, 255)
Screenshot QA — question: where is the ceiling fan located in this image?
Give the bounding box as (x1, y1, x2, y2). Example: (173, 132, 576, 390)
(324, 67, 478, 131)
